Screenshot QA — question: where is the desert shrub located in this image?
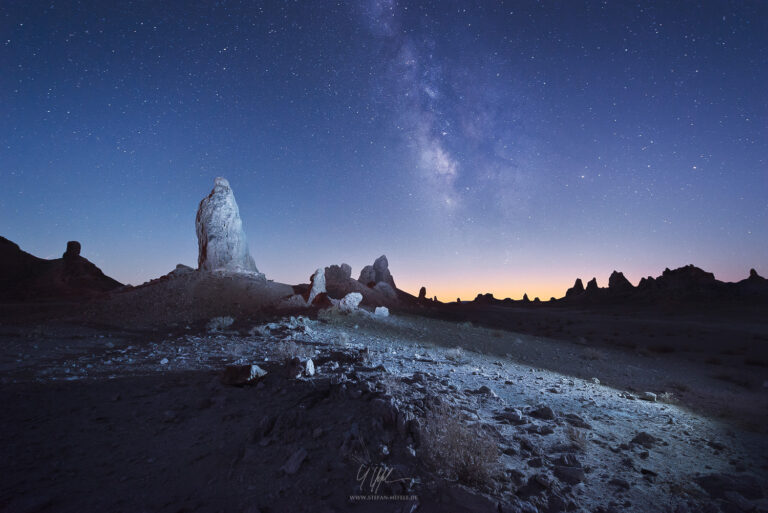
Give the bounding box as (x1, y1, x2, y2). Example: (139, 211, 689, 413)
(445, 347, 464, 362)
(658, 392, 678, 404)
(273, 340, 312, 360)
(207, 316, 234, 332)
(419, 404, 499, 487)
(565, 425, 589, 452)
(581, 347, 603, 361)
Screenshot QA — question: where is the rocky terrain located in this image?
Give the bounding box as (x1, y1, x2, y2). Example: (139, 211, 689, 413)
(1, 310, 766, 512)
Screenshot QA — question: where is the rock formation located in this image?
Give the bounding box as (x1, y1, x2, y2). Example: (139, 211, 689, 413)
(324, 264, 352, 283)
(0, 237, 122, 300)
(358, 265, 376, 287)
(306, 268, 326, 305)
(63, 241, 81, 259)
(418, 286, 427, 301)
(565, 278, 585, 298)
(358, 255, 396, 290)
(196, 177, 258, 273)
(608, 271, 633, 292)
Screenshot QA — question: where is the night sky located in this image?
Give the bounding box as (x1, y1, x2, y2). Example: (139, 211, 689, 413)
(2, 1, 766, 300)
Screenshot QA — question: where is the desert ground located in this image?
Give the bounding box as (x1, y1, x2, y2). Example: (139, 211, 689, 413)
(1, 301, 766, 513)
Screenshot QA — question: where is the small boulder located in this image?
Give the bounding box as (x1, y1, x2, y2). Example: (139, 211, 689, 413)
(554, 466, 586, 485)
(374, 306, 389, 317)
(304, 358, 315, 377)
(530, 405, 555, 420)
(339, 292, 363, 311)
(220, 364, 267, 386)
(280, 448, 308, 475)
(630, 431, 658, 448)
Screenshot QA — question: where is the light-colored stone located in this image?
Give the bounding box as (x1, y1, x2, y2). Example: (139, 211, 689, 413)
(304, 358, 315, 377)
(339, 292, 363, 311)
(307, 268, 326, 305)
(196, 177, 258, 273)
(220, 364, 267, 386)
(374, 306, 390, 317)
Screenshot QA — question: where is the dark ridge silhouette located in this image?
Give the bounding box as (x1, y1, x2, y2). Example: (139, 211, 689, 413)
(0, 236, 123, 300)
(468, 264, 768, 307)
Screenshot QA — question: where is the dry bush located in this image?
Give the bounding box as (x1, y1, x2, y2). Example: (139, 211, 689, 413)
(565, 425, 589, 452)
(273, 340, 313, 360)
(445, 347, 464, 362)
(581, 347, 603, 361)
(658, 392, 678, 405)
(419, 404, 499, 487)
(377, 374, 404, 396)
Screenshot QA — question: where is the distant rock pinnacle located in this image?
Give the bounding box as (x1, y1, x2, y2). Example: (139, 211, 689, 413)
(195, 177, 258, 273)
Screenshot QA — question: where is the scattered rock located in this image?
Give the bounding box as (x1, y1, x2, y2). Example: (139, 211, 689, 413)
(554, 454, 582, 468)
(220, 364, 267, 386)
(374, 306, 390, 317)
(530, 405, 555, 420)
(280, 448, 308, 475)
(630, 432, 658, 448)
(196, 177, 259, 273)
(564, 413, 591, 429)
(304, 358, 315, 377)
(608, 478, 631, 490)
(554, 465, 586, 485)
(641, 391, 657, 402)
(339, 292, 363, 311)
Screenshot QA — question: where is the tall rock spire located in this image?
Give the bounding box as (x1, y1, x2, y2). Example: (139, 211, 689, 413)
(195, 177, 258, 273)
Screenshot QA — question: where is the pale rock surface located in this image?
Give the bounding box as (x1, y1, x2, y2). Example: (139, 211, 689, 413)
(339, 292, 363, 311)
(196, 177, 258, 273)
(374, 306, 389, 317)
(307, 268, 326, 305)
